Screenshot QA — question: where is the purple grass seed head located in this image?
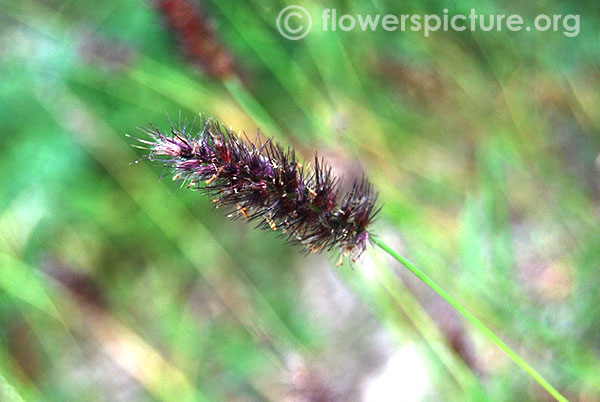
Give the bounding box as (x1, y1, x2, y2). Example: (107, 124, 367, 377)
(132, 115, 380, 265)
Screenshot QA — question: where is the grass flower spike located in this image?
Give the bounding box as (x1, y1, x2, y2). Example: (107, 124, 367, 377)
(132, 115, 380, 264)
(154, 0, 234, 78)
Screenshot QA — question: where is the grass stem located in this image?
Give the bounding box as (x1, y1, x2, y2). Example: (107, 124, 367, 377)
(371, 236, 568, 402)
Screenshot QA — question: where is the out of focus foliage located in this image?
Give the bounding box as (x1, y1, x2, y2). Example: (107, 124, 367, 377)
(0, 0, 598, 401)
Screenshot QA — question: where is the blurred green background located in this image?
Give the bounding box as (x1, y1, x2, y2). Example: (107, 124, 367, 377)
(0, 0, 599, 401)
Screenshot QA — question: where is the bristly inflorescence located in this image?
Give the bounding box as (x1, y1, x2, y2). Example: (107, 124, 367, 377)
(131, 115, 379, 265)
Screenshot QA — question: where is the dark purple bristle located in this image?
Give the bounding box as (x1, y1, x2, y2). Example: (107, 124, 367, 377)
(131, 116, 380, 264)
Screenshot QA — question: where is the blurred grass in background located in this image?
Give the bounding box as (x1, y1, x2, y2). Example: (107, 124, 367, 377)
(0, 0, 599, 400)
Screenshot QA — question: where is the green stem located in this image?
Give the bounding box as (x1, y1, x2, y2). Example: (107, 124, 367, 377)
(371, 236, 568, 402)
